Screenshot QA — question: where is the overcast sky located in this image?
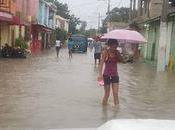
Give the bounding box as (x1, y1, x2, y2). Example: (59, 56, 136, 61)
(58, 0, 130, 29)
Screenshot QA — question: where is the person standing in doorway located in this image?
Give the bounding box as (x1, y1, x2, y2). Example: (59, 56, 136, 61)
(93, 36, 102, 66)
(55, 39, 61, 57)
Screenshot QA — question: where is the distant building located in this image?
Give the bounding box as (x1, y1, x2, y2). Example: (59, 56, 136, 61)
(107, 22, 128, 32)
(55, 15, 69, 32)
(134, 0, 163, 23)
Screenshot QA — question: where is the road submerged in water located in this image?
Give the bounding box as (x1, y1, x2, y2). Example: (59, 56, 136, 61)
(0, 48, 175, 129)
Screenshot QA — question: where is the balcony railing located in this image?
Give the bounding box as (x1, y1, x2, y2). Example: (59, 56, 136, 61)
(0, 0, 16, 14)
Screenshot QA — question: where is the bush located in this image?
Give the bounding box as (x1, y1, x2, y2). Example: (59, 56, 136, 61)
(15, 38, 28, 49)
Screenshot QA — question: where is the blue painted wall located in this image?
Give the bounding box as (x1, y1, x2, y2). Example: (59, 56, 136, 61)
(38, 0, 55, 29)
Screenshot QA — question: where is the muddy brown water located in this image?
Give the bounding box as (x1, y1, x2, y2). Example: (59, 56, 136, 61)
(0, 49, 175, 129)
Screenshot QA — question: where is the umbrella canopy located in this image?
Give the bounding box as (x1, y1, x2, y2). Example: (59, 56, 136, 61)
(101, 29, 147, 44)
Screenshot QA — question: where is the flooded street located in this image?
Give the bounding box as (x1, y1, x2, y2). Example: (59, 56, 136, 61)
(0, 49, 175, 129)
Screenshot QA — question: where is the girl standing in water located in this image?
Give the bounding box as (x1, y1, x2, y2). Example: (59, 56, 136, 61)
(98, 39, 124, 106)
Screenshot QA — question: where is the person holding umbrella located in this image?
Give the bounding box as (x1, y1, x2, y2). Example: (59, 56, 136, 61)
(98, 39, 124, 106)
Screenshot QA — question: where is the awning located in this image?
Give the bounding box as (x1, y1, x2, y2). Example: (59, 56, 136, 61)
(10, 16, 20, 25)
(0, 11, 30, 26)
(0, 12, 21, 25)
(32, 24, 54, 33)
(0, 12, 13, 22)
(0, 16, 12, 22)
(10, 16, 30, 26)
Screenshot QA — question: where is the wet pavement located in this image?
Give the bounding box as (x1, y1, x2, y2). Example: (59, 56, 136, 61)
(0, 48, 175, 129)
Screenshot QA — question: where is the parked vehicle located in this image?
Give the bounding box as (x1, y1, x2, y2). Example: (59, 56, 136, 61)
(68, 35, 88, 53)
(119, 44, 135, 63)
(122, 53, 134, 63)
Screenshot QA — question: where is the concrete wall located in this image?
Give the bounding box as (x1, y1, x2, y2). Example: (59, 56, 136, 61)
(0, 0, 16, 14)
(38, 0, 56, 28)
(16, 0, 39, 18)
(38, 0, 49, 26)
(107, 22, 128, 32)
(28, 0, 39, 17)
(0, 24, 10, 46)
(65, 21, 69, 32)
(46, 5, 49, 26)
(149, 0, 163, 18)
(16, 0, 28, 16)
(55, 15, 69, 31)
(38, 0, 45, 25)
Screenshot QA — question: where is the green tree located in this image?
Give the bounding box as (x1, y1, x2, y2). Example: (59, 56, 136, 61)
(55, 28, 68, 42)
(68, 14, 81, 34)
(100, 20, 107, 34)
(105, 7, 130, 23)
(100, 7, 129, 34)
(81, 29, 97, 38)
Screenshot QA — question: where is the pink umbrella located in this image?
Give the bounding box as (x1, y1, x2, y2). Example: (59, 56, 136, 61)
(101, 29, 147, 44)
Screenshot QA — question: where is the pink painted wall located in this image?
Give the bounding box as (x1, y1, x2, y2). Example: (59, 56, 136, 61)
(15, 0, 39, 17)
(15, 0, 23, 12)
(28, 0, 39, 17)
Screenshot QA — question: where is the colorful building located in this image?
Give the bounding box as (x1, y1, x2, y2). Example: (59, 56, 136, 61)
(0, 0, 39, 48)
(0, 0, 17, 47)
(31, 0, 56, 51)
(14, 0, 33, 47)
(0, 0, 57, 52)
(1, 0, 65, 53)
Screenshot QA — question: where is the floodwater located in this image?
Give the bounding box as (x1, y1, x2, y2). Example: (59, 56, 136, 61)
(0, 48, 175, 129)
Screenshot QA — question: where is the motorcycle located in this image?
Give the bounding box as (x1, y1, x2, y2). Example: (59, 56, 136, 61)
(1, 45, 27, 58)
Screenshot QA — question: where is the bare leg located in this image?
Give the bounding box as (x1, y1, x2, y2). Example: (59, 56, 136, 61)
(70, 51, 72, 58)
(56, 50, 58, 57)
(112, 83, 119, 105)
(103, 85, 110, 105)
(98, 59, 101, 65)
(56, 48, 58, 57)
(69, 49, 72, 58)
(95, 59, 97, 66)
(58, 48, 60, 57)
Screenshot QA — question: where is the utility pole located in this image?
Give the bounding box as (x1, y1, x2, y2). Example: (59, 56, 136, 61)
(133, 0, 136, 18)
(161, 0, 168, 22)
(97, 0, 111, 32)
(129, 0, 133, 21)
(98, 13, 101, 33)
(157, 0, 169, 71)
(107, 0, 111, 15)
(146, 0, 150, 18)
(107, 0, 111, 32)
